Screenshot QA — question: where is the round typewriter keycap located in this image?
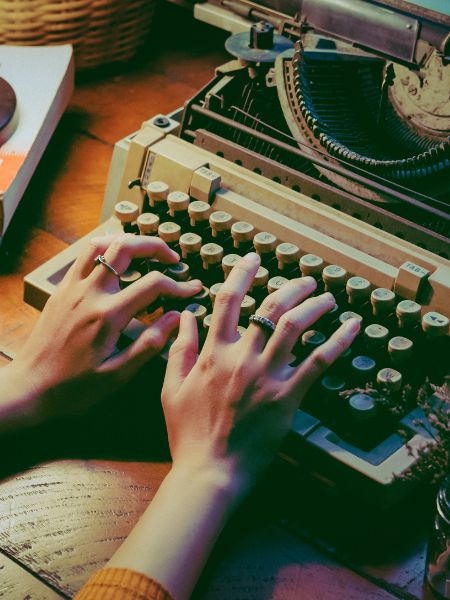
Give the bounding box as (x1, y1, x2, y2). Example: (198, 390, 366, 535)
(203, 313, 213, 330)
(252, 266, 269, 289)
(137, 212, 160, 235)
(119, 269, 141, 288)
(167, 262, 190, 282)
(377, 367, 402, 391)
(231, 221, 255, 244)
(167, 191, 190, 214)
(192, 286, 210, 303)
(179, 232, 202, 257)
(339, 311, 363, 325)
(371, 288, 396, 316)
(268, 276, 289, 293)
(188, 201, 211, 225)
(364, 323, 389, 348)
(115, 200, 139, 223)
(240, 295, 256, 316)
(299, 254, 324, 277)
(351, 355, 377, 380)
(396, 299, 421, 327)
(209, 282, 223, 304)
(301, 330, 326, 349)
(276, 242, 301, 269)
(237, 326, 247, 338)
(222, 253, 242, 277)
(346, 276, 371, 304)
(185, 303, 208, 324)
(158, 221, 181, 243)
(146, 181, 169, 204)
(388, 336, 413, 364)
(422, 311, 449, 337)
(253, 232, 277, 254)
(209, 211, 233, 233)
(322, 265, 347, 290)
(321, 375, 346, 394)
(348, 393, 377, 420)
(200, 243, 224, 266)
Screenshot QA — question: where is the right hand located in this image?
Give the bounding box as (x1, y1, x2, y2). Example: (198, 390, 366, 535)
(162, 252, 360, 501)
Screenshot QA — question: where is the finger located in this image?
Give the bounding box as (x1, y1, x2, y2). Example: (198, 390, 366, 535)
(97, 311, 181, 382)
(72, 235, 120, 280)
(112, 272, 203, 318)
(287, 318, 361, 403)
(162, 310, 199, 400)
(209, 253, 260, 342)
(263, 292, 336, 369)
(246, 277, 317, 352)
(90, 234, 180, 285)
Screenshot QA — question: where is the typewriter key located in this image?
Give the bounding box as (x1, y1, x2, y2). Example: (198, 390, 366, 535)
(179, 232, 202, 259)
(396, 300, 421, 329)
(339, 311, 363, 326)
(268, 276, 289, 294)
(251, 266, 269, 303)
(210, 211, 232, 235)
(371, 288, 396, 318)
(231, 221, 255, 252)
(200, 243, 224, 268)
(422, 311, 449, 337)
(192, 286, 210, 305)
(185, 303, 208, 325)
(388, 336, 413, 365)
(119, 269, 141, 289)
(253, 232, 277, 262)
(346, 276, 371, 305)
(115, 201, 139, 233)
(301, 330, 326, 353)
(351, 355, 377, 383)
(299, 254, 324, 278)
(203, 313, 213, 331)
(348, 393, 377, 420)
(240, 295, 256, 325)
(322, 265, 347, 292)
(276, 242, 300, 272)
(209, 282, 223, 305)
(222, 254, 241, 278)
(167, 191, 189, 214)
(147, 181, 169, 205)
(158, 222, 181, 247)
(166, 262, 190, 282)
(188, 201, 211, 232)
(364, 323, 389, 350)
(377, 367, 402, 392)
(138, 212, 160, 236)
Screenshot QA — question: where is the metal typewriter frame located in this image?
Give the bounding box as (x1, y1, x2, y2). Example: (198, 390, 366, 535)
(24, 125, 450, 507)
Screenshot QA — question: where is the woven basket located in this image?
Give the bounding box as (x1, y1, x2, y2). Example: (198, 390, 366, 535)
(0, 0, 157, 69)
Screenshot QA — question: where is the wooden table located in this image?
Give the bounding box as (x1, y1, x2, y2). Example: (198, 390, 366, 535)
(0, 5, 438, 599)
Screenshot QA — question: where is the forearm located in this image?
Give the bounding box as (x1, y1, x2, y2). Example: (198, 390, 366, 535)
(0, 362, 41, 432)
(107, 463, 241, 600)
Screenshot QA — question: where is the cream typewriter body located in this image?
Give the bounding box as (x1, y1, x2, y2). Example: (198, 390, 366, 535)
(25, 0, 450, 506)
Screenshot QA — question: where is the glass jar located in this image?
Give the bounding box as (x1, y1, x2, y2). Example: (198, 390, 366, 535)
(426, 476, 450, 598)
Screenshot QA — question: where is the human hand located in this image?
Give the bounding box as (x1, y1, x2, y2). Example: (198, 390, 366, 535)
(2, 234, 202, 428)
(162, 252, 360, 501)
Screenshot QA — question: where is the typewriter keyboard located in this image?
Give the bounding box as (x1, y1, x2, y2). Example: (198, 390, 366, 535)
(24, 136, 450, 505)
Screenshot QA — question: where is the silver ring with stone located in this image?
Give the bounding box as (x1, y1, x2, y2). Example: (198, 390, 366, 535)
(94, 254, 120, 277)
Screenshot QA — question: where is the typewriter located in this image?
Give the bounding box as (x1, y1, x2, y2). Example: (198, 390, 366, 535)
(24, 0, 450, 507)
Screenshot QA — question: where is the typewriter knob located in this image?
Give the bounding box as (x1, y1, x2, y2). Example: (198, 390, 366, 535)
(253, 232, 277, 255)
(322, 265, 347, 291)
(346, 276, 371, 305)
(377, 368, 402, 392)
(166, 262, 190, 282)
(115, 201, 139, 224)
(200, 243, 224, 268)
(299, 254, 324, 277)
(209, 282, 223, 304)
(388, 336, 413, 364)
(371, 288, 396, 317)
(167, 191, 190, 215)
(422, 311, 449, 337)
(276, 242, 300, 270)
(158, 222, 181, 244)
(210, 211, 233, 236)
(188, 201, 211, 227)
(179, 232, 202, 258)
(250, 21, 274, 50)
(137, 212, 160, 235)
(222, 253, 242, 278)
(268, 276, 289, 294)
(146, 181, 169, 206)
(396, 300, 421, 328)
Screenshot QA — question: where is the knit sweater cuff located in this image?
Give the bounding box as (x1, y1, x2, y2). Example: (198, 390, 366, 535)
(74, 567, 174, 600)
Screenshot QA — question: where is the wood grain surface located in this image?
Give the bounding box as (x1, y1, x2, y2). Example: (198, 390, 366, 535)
(0, 4, 435, 599)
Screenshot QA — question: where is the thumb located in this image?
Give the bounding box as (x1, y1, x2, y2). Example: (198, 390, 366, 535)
(97, 311, 181, 383)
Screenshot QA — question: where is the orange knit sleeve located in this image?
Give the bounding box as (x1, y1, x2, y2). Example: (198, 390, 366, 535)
(73, 567, 174, 600)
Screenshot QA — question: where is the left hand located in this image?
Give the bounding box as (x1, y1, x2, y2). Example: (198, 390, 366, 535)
(2, 233, 202, 427)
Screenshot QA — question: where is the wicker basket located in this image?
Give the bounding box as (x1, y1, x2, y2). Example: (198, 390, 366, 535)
(0, 0, 157, 69)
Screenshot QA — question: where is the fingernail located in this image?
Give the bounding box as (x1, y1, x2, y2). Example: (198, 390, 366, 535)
(343, 317, 361, 334)
(243, 252, 260, 264)
(321, 292, 335, 303)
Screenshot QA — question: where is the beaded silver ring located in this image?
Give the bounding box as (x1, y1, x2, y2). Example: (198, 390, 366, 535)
(94, 254, 120, 277)
(249, 314, 276, 335)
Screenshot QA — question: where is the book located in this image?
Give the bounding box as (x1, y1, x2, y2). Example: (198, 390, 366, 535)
(0, 45, 74, 237)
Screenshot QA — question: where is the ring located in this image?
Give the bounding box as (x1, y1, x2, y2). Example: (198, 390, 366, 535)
(249, 314, 276, 335)
(94, 254, 120, 277)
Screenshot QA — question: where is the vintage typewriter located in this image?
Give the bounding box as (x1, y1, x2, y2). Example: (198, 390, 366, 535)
(24, 0, 450, 507)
